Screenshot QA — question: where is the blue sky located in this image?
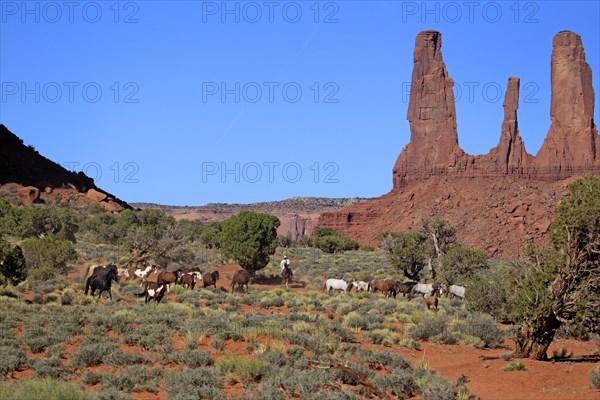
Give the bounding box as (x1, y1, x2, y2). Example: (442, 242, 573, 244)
(1, 1, 599, 206)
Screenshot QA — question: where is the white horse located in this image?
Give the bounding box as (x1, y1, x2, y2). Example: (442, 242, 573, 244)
(447, 285, 465, 299)
(325, 278, 353, 294)
(414, 283, 441, 297)
(352, 280, 369, 292)
(134, 265, 153, 279)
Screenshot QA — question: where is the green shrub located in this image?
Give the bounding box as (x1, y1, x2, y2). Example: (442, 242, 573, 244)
(0, 345, 27, 376)
(93, 387, 133, 400)
(501, 361, 528, 371)
(458, 313, 504, 348)
(408, 314, 449, 341)
(421, 375, 457, 400)
(589, 365, 600, 389)
(373, 368, 417, 398)
(465, 272, 509, 321)
(0, 378, 92, 400)
(61, 289, 76, 305)
(44, 345, 65, 360)
(80, 371, 103, 385)
(29, 357, 71, 379)
(364, 329, 400, 346)
(217, 355, 266, 384)
(24, 327, 61, 353)
(71, 341, 119, 368)
(164, 367, 224, 399)
(177, 350, 213, 368)
(101, 374, 135, 392)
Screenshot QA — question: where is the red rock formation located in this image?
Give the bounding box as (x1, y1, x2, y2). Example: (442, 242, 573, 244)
(16, 186, 40, 204)
(488, 77, 532, 174)
(393, 30, 468, 188)
(392, 30, 599, 189)
(319, 30, 600, 258)
(535, 31, 600, 174)
(0, 124, 131, 211)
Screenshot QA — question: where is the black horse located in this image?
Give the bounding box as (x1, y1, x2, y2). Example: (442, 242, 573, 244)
(84, 263, 119, 300)
(391, 281, 418, 300)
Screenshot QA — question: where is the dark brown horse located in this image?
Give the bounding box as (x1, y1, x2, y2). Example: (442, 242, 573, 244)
(280, 266, 293, 288)
(230, 270, 252, 293)
(180, 273, 197, 290)
(203, 271, 220, 288)
(391, 281, 417, 300)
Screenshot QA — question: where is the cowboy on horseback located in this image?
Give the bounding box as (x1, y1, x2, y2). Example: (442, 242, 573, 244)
(280, 255, 290, 277)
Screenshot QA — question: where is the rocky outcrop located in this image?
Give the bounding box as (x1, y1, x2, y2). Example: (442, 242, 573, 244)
(488, 77, 532, 173)
(277, 215, 317, 241)
(393, 30, 468, 187)
(0, 124, 131, 211)
(319, 30, 600, 258)
(391, 30, 600, 189)
(534, 31, 600, 173)
(16, 186, 40, 204)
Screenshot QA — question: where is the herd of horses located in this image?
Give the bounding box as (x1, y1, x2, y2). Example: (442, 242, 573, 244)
(82, 263, 465, 310)
(323, 278, 466, 310)
(82, 262, 256, 303)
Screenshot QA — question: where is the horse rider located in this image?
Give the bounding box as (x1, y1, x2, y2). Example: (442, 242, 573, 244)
(280, 255, 290, 277)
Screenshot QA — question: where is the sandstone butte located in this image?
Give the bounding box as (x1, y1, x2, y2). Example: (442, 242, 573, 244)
(318, 30, 600, 259)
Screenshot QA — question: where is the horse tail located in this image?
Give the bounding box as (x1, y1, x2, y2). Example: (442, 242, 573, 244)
(84, 277, 91, 295)
(367, 281, 372, 293)
(83, 265, 91, 281)
(321, 281, 327, 291)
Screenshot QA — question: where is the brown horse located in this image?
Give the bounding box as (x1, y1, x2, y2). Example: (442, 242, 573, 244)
(424, 288, 439, 310)
(230, 270, 252, 293)
(139, 281, 169, 304)
(202, 271, 220, 288)
(368, 279, 397, 298)
(280, 266, 293, 288)
(180, 273, 197, 290)
(157, 269, 182, 286)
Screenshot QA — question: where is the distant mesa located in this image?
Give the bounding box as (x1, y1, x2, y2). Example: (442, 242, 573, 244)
(319, 30, 600, 258)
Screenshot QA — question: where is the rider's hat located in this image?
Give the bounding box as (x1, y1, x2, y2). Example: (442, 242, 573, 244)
(283, 255, 288, 259)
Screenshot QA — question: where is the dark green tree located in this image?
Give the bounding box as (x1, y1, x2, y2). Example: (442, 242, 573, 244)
(20, 235, 78, 280)
(310, 227, 359, 254)
(380, 231, 431, 281)
(18, 206, 79, 243)
(512, 176, 600, 359)
(437, 246, 488, 286)
(0, 239, 27, 286)
(219, 211, 280, 272)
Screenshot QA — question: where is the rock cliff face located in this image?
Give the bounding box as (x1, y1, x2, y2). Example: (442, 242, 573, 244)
(393, 31, 467, 187)
(534, 31, 600, 173)
(320, 30, 600, 258)
(392, 30, 599, 188)
(488, 77, 532, 174)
